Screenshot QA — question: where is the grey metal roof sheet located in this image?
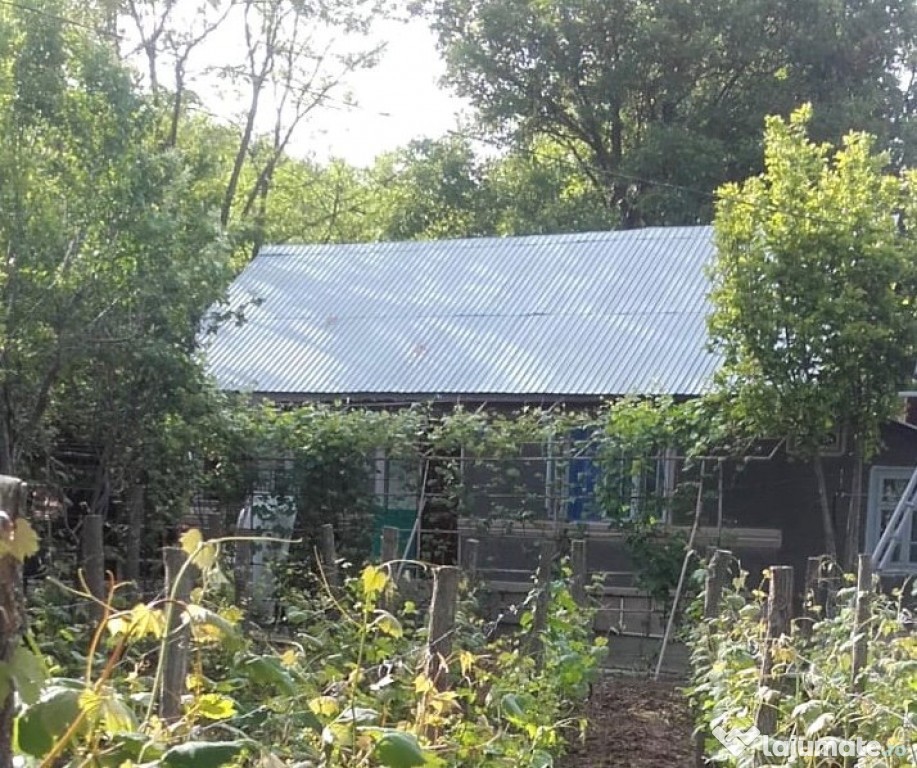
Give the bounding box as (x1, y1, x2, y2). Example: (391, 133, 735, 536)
(205, 226, 720, 398)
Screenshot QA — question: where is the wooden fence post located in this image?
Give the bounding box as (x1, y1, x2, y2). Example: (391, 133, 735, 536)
(798, 556, 822, 640)
(381, 526, 399, 564)
(81, 514, 105, 621)
(160, 547, 197, 723)
(694, 548, 732, 767)
(234, 531, 252, 608)
(0, 477, 25, 768)
(320, 523, 340, 588)
(424, 565, 460, 688)
(531, 539, 556, 666)
(463, 538, 479, 582)
(823, 560, 841, 619)
(755, 565, 794, 739)
(124, 483, 144, 591)
(851, 554, 872, 693)
(704, 549, 731, 620)
(571, 539, 587, 605)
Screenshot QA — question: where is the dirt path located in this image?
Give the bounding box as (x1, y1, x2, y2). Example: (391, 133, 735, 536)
(560, 677, 695, 767)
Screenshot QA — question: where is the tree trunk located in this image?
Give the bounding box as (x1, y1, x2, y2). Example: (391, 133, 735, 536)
(844, 433, 865, 571)
(125, 481, 144, 588)
(813, 454, 837, 559)
(0, 477, 25, 768)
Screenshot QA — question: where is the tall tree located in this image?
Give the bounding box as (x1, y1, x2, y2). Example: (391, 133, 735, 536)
(708, 104, 917, 565)
(428, 0, 917, 227)
(0, 0, 230, 493)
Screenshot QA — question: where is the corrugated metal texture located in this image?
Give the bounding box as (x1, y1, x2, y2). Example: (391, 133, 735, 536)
(206, 226, 720, 398)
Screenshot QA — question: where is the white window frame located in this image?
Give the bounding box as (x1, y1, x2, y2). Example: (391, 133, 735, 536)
(865, 466, 917, 573)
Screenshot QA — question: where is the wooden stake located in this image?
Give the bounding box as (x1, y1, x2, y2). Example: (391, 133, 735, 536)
(463, 538, 479, 582)
(799, 556, 822, 640)
(0, 476, 25, 768)
(571, 539, 587, 605)
(755, 565, 794, 738)
(320, 523, 340, 587)
(160, 547, 197, 723)
(694, 548, 732, 766)
(81, 514, 105, 622)
(531, 539, 555, 665)
(704, 549, 731, 620)
(124, 482, 144, 591)
(381, 526, 399, 564)
(424, 565, 460, 687)
(851, 554, 872, 693)
(234, 530, 252, 607)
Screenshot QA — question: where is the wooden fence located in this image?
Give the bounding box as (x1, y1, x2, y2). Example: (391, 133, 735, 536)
(694, 550, 876, 766)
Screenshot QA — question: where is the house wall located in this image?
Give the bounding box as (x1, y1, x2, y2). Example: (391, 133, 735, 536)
(720, 421, 917, 580)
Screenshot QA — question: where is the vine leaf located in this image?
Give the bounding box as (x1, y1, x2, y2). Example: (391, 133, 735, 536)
(179, 528, 217, 571)
(373, 730, 427, 767)
(361, 565, 388, 598)
(373, 610, 403, 638)
(11, 645, 45, 705)
(0, 518, 40, 562)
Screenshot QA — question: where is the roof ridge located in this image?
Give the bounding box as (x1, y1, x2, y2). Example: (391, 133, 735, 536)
(258, 225, 713, 256)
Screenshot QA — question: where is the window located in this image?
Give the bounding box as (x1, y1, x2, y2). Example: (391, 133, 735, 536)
(866, 466, 917, 572)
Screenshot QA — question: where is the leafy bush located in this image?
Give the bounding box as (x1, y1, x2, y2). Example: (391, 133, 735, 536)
(12, 529, 607, 767)
(688, 565, 917, 767)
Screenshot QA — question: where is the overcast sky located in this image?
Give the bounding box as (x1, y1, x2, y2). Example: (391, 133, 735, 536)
(298, 18, 469, 166)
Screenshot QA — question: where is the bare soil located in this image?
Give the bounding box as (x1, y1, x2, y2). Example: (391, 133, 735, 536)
(559, 677, 695, 767)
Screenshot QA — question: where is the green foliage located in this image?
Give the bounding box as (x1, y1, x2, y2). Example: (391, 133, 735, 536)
(708, 105, 917, 562)
(709, 105, 917, 459)
(428, 0, 917, 225)
(0, 0, 233, 530)
(688, 565, 917, 766)
(18, 529, 606, 767)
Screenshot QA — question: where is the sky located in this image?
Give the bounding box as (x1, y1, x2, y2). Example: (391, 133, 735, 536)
(299, 18, 469, 166)
(119, 4, 467, 167)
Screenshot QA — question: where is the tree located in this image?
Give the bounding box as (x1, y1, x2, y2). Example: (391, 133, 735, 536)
(707, 104, 917, 565)
(0, 0, 231, 518)
(484, 139, 616, 235)
(428, 0, 917, 227)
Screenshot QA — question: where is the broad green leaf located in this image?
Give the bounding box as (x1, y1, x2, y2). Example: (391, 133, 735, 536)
(0, 519, 40, 563)
(16, 686, 82, 757)
(161, 739, 252, 768)
(531, 750, 554, 768)
(309, 696, 339, 717)
(127, 603, 166, 640)
(374, 610, 403, 638)
(180, 528, 217, 571)
(501, 693, 527, 720)
(241, 656, 296, 696)
(184, 604, 239, 643)
(196, 693, 237, 720)
(11, 645, 45, 705)
(79, 688, 137, 735)
(374, 730, 426, 767)
(361, 565, 387, 597)
(805, 712, 835, 738)
(10, 519, 39, 562)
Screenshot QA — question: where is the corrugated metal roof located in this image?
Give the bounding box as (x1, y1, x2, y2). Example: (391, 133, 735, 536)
(205, 226, 720, 398)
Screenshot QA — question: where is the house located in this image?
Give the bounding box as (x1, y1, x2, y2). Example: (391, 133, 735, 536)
(206, 226, 917, 615)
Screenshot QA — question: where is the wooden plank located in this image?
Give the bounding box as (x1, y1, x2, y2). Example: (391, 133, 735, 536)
(755, 566, 794, 739)
(81, 514, 105, 621)
(160, 547, 197, 723)
(571, 539, 587, 604)
(424, 566, 460, 688)
(851, 554, 872, 693)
